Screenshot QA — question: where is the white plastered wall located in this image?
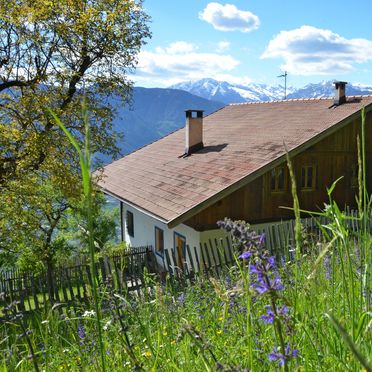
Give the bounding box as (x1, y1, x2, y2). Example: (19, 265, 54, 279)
(121, 201, 201, 270)
(120, 200, 290, 269)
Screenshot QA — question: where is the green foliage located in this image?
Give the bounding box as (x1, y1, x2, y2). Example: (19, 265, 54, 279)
(52, 103, 107, 370)
(0, 0, 150, 181)
(1, 229, 371, 371)
(0, 0, 150, 270)
(59, 193, 119, 253)
(0, 172, 76, 270)
(95, 241, 128, 259)
(0, 171, 119, 271)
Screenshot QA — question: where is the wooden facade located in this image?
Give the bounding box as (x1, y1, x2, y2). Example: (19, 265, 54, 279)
(185, 111, 372, 231)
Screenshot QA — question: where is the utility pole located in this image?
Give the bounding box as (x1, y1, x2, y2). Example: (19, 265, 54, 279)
(277, 71, 288, 99)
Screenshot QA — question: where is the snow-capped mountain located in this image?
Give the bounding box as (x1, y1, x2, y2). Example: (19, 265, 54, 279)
(170, 78, 372, 104)
(170, 78, 290, 104)
(170, 78, 247, 103)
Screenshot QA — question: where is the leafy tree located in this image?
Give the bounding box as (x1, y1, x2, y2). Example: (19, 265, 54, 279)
(0, 171, 120, 299)
(60, 193, 121, 257)
(0, 172, 77, 298)
(0, 0, 150, 272)
(0, 0, 150, 181)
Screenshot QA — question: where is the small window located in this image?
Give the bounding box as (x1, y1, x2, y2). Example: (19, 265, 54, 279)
(271, 166, 286, 192)
(126, 211, 134, 237)
(301, 165, 316, 190)
(155, 227, 164, 254)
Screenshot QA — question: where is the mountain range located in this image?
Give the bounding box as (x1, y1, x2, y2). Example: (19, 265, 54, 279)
(170, 78, 372, 104)
(103, 79, 372, 164)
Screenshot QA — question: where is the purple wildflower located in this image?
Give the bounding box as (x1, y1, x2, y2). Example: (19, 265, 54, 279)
(323, 255, 332, 280)
(260, 306, 275, 324)
(260, 305, 289, 325)
(269, 343, 299, 366)
(217, 218, 263, 252)
(252, 276, 284, 294)
(250, 269, 284, 294)
(259, 233, 266, 246)
(265, 256, 276, 271)
(249, 256, 284, 294)
(177, 292, 186, 306)
(249, 256, 276, 275)
(77, 324, 86, 340)
(269, 347, 285, 366)
(218, 217, 298, 363)
(239, 251, 253, 259)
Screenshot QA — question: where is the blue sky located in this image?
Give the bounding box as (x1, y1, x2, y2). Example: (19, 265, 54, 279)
(133, 1, 372, 88)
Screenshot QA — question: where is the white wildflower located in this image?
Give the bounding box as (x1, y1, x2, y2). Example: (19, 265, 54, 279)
(103, 320, 112, 331)
(82, 310, 96, 317)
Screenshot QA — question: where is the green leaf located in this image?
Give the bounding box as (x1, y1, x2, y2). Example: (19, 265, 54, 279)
(325, 312, 372, 372)
(355, 312, 372, 342)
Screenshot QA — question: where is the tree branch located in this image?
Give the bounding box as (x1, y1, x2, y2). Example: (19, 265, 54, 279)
(0, 79, 37, 92)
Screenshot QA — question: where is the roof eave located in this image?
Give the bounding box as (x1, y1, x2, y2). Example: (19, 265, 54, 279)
(99, 188, 169, 225)
(167, 103, 372, 228)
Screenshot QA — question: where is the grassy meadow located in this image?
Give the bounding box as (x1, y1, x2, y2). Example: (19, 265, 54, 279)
(1, 209, 371, 371)
(1, 111, 371, 371)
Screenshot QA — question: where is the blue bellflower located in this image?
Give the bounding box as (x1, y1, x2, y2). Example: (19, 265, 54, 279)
(269, 343, 299, 366)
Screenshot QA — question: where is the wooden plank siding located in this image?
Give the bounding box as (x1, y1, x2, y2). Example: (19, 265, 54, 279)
(184, 112, 372, 231)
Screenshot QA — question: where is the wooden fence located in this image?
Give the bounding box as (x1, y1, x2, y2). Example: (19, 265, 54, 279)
(0, 246, 151, 316)
(152, 209, 366, 278)
(0, 210, 366, 317)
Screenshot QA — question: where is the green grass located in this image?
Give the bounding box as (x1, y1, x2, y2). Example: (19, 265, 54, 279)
(1, 107, 370, 371)
(1, 233, 371, 371)
(0, 286, 84, 317)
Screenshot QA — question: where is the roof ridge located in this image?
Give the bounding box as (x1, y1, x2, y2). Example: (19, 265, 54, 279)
(229, 97, 331, 106)
(228, 94, 372, 106)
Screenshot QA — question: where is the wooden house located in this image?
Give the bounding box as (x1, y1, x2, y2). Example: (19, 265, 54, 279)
(97, 82, 372, 266)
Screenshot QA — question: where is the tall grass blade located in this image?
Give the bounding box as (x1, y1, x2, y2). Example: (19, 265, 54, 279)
(325, 313, 372, 372)
(49, 107, 106, 371)
(284, 144, 302, 257)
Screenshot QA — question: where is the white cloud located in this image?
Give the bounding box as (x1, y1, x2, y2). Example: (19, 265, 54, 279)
(199, 2, 260, 33)
(261, 25, 372, 75)
(214, 74, 252, 85)
(156, 41, 197, 55)
(135, 41, 242, 86)
(217, 41, 231, 52)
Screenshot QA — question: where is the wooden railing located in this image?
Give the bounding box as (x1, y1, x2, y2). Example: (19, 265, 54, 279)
(0, 246, 151, 316)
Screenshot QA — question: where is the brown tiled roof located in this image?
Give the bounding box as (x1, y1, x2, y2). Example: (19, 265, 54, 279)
(98, 96, 372, 226)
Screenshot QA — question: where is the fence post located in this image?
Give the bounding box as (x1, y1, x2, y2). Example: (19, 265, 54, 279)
(186, 245, 195, 274)
(193, 246, 201, 273)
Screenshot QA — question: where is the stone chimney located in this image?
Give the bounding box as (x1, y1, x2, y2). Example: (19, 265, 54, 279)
(334, 81, 347, 105)
(185, 109, 204, 155)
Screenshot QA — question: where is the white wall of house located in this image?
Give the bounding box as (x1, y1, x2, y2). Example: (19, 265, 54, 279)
(119, 199, 293, 272)
(118, 201, 279, 272)
(121, 201, 202, 270)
